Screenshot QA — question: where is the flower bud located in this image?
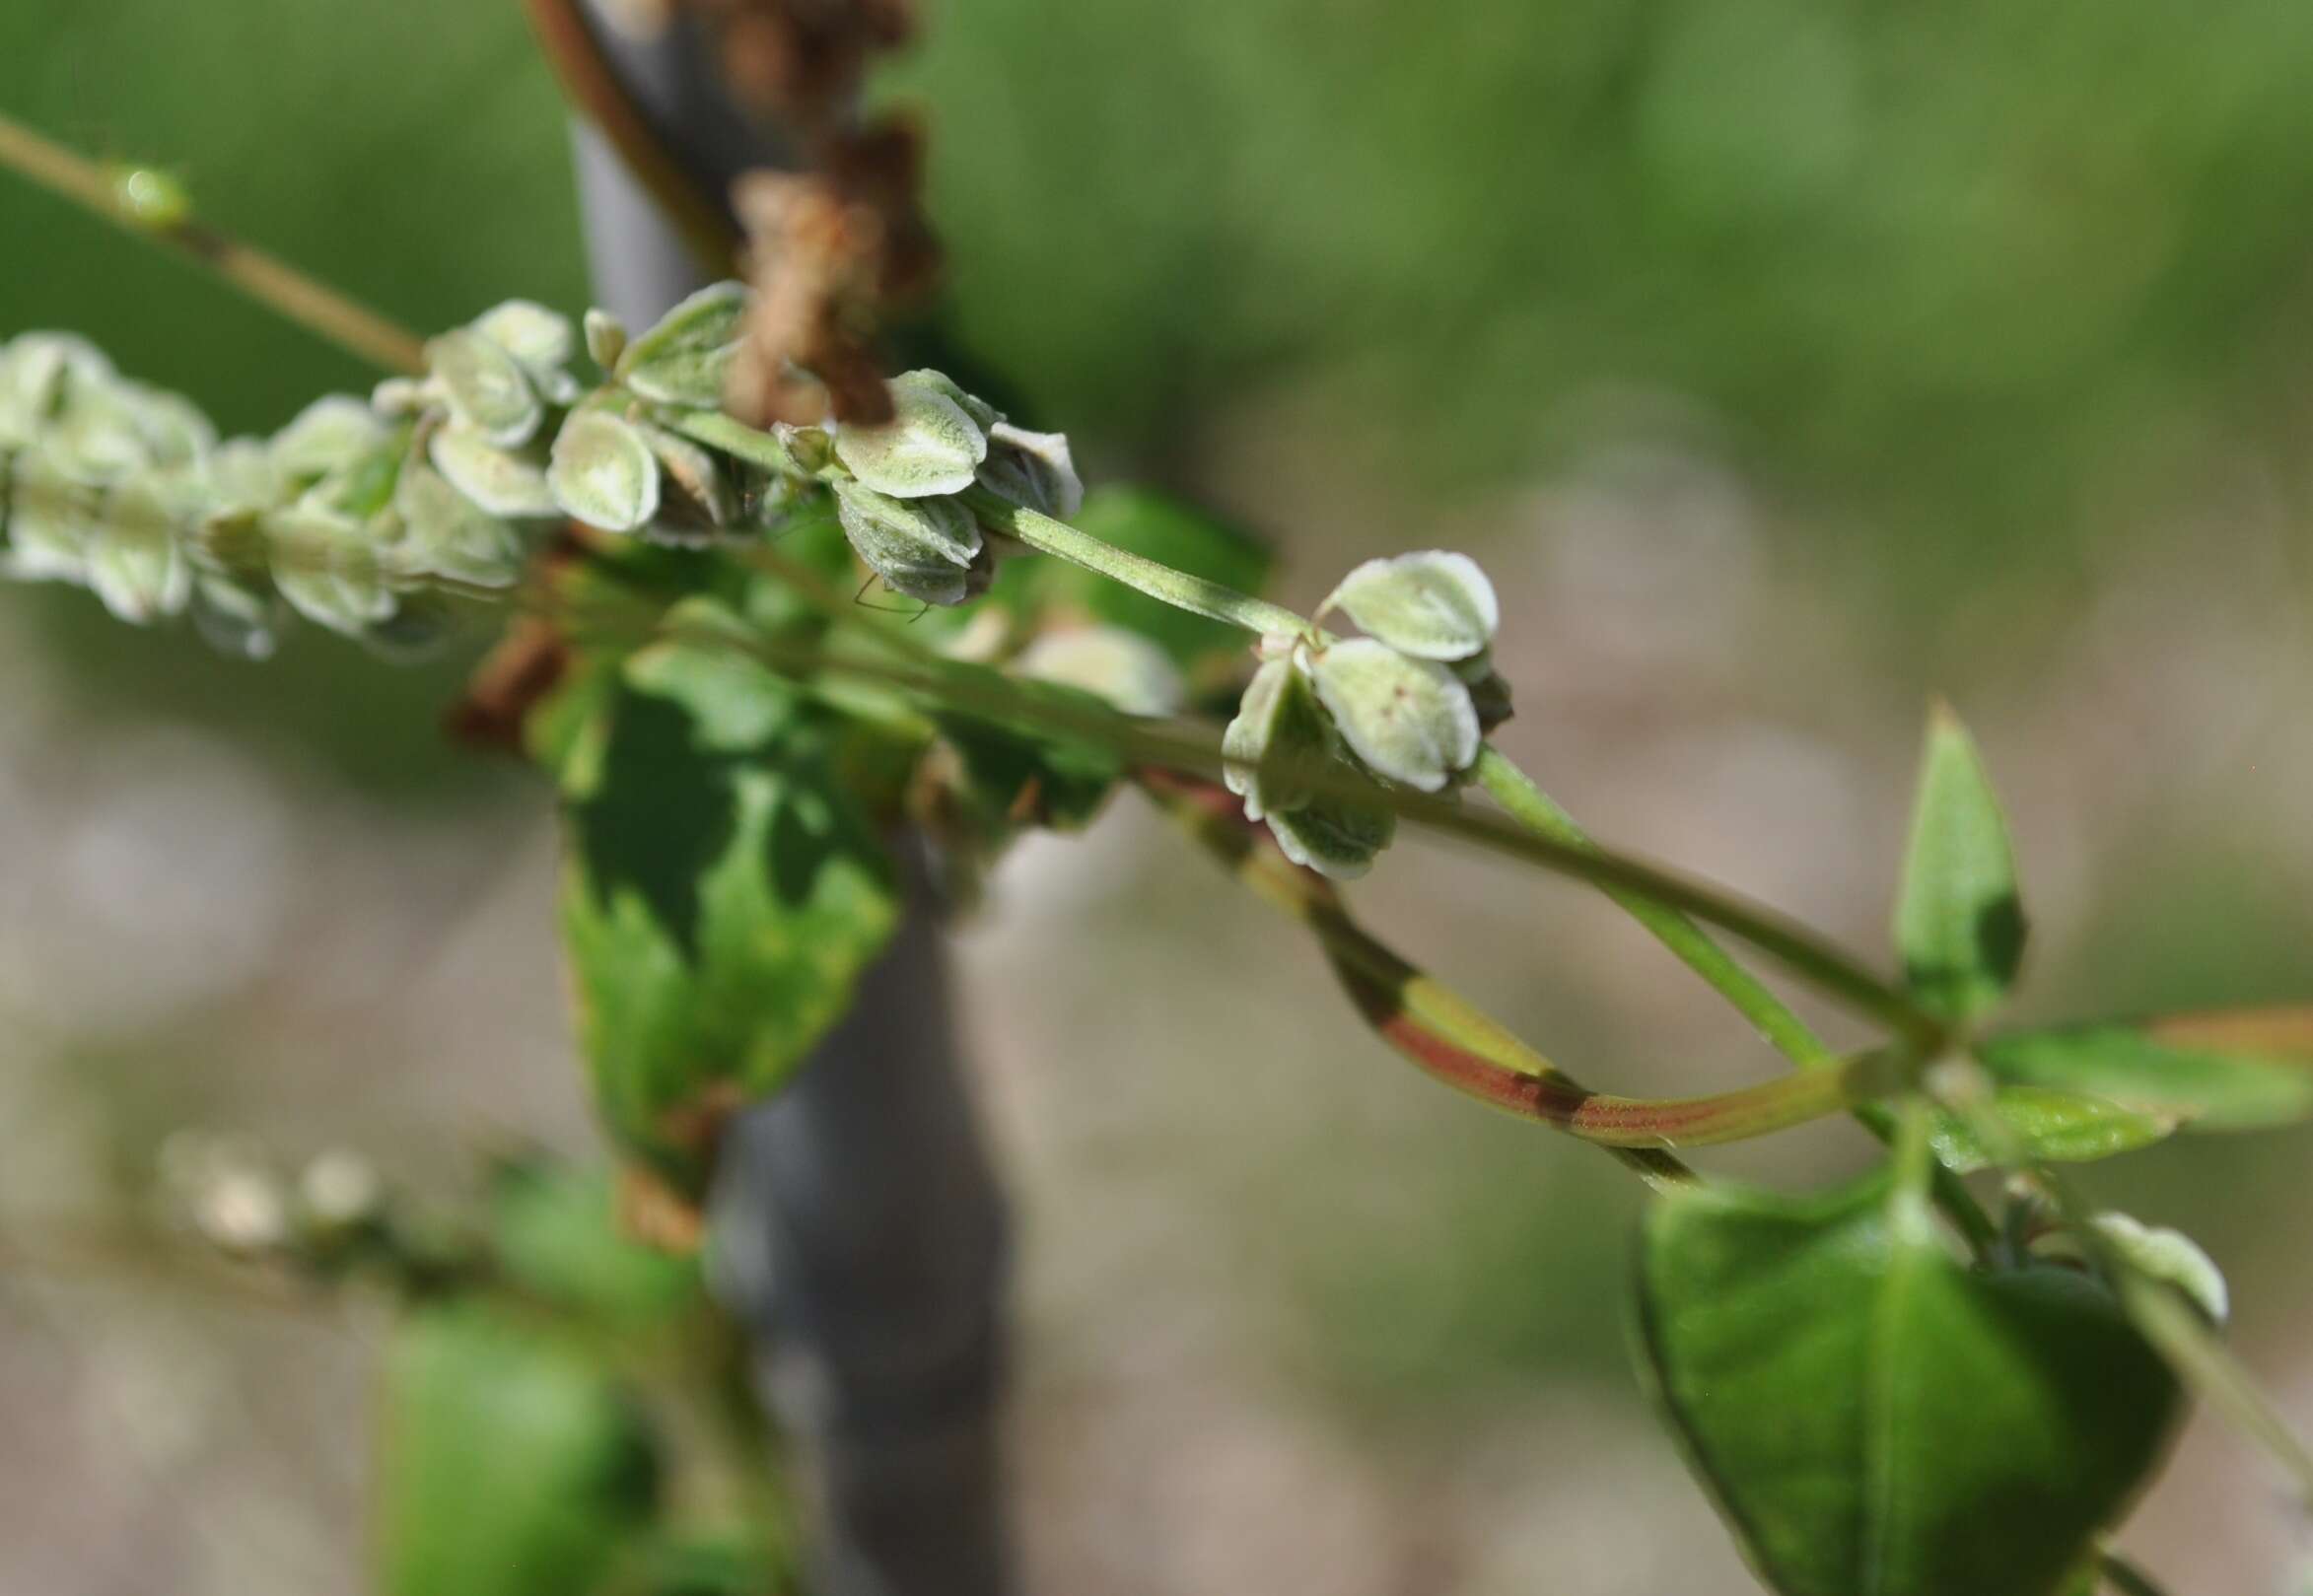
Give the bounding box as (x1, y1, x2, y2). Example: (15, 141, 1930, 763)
(832, 378, 988, 498)
(428, 426, 557, 520)
(832, 478, 981, 605)
(1223, 656, 1337, 821)
(427, 327, 543, 449)
(548, 409, 661, 532)
(473, 300, 580, 404)
(614, 281, 746, 407)
(392, 460, 525, 588)
(583, 309, 629, 372)
(1308, 638, 1480, 793)
(977, 421, 1084, 520)
(1322, 549, 1498, 661)
(271, 396, 388, 485)
(1268, 791, 1396, 880)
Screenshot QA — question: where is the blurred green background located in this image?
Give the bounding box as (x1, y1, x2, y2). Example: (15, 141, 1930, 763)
(4, 1, 2311, 1591)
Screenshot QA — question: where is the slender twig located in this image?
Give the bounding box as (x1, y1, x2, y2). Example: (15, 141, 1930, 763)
(1474, 745, 1997, 1251)
(968, 491, 1312, 638)
(1474, 749, 1840, 1062)
(1143, 774, 1904, 1170)
(0, 109, 426, 374)
(2095, 1548, 2170, 1596)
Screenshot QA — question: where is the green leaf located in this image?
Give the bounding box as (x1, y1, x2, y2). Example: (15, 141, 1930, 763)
(931, 667, 1123, 834)
(832, 380, 987, 498)
(1308, 638, 1480, 793)
(1323, 549, 1499, 661)
(1977, 1013, 2313, 1131)
(550, 410, 662, 533)
(1637, 1168, 2181, 1596)
(1928, 1086, 2178, 1174)
(487, 1157, 702, 1329)
(558, 673, 898, 1192)
(1056, 487, 1274, 672)
(1895, 703, 2025, 1022)
(379, 1304, 659, 1596)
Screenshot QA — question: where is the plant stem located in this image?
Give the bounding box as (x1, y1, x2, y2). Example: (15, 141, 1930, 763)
(966, 490, 1310, 638)
(2095, 1549, 2169, 1596)
(1474, 748, 1838, 1063)
(1147, 774, 1895, 1164)
(1473, 745, 1998, 1249)
(669, 410, 822, 479)
(1474, 745, 1941, 1055)
(0, 109, 427, 374)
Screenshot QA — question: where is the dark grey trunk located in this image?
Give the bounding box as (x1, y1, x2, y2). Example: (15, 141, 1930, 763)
(567, 13, 1012, 1594)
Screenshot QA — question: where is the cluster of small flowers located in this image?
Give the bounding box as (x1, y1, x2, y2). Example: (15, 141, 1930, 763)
(0, 322, 541, 656)
(816, 366, 1082, 603)
(1223, 552, 1511, 879)
(0, 280, 1086, 661)
(160, 1131, 386, 1263)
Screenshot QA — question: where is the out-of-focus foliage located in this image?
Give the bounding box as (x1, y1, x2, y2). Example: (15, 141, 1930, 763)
(911, 0, 2313, 573)
(0, 0, 584, 790)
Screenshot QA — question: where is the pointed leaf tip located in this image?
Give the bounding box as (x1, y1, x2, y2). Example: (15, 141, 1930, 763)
(1896, 702, 2025, 1022)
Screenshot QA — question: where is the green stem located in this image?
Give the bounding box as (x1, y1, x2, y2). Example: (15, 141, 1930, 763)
(1474, 745, 1997, 1249)
(0, 108, 426, 374)
(667, 410, 820, 479)
(2094, 1549, 2168, 1596)
(1475, 747, 1836, 1064)
(966, 490, 1311, 638)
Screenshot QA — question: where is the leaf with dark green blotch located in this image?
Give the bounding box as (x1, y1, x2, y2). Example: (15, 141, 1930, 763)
(379, 1304, 659, 1596)
(933, 668, 1123, 834)
(1058, 488, 1275, 671)
(559, 686, 897, 1189)
(1895, 703, 2025, 1021)
(1977, 1014, 2313, 1131)
(625, 600, 803, 753)
(1636, 1168, 2181, 1596)
(1928, 1086, 2179, 1174)
(572, 690, 740, 958)
(487, 1158, 702, 1328)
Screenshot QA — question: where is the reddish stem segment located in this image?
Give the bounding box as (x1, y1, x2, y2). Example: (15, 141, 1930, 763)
(1140, 772, 1886, 1180)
